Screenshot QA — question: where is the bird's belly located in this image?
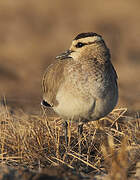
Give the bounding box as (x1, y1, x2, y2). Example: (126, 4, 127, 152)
(54, 89, 94, 120)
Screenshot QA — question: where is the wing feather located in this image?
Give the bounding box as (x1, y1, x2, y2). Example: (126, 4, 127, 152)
(42, 60, 67, 106)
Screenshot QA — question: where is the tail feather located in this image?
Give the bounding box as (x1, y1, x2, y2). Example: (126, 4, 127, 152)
(41, 100, 52, 107)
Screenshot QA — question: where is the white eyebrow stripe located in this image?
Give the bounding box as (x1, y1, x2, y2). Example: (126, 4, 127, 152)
(72, 36, 103, 47)
(79, 36, 102, 43)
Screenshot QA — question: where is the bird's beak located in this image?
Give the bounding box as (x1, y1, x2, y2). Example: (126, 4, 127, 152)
(56, 50, 73, 60)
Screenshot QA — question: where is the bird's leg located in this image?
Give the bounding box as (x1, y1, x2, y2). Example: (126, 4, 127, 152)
(63, 121, 68, 150)
(78, 123, 83, 154)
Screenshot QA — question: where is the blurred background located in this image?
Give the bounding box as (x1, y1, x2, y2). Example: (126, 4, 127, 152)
(0, 0, 140, 112)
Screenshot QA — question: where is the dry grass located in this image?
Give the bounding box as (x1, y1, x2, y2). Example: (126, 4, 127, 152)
(0, 103, 139, 179)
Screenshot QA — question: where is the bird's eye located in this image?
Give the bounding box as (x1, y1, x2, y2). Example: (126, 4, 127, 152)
(75, 42, 85, 48)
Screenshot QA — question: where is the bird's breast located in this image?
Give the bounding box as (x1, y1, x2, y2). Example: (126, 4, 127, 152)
(54, 84, 95, 120)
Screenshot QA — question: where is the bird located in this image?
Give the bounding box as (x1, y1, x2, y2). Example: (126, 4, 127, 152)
(41, 32, 118, 153)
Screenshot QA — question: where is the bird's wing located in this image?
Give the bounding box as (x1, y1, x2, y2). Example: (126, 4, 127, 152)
(42, 60, 67, 107)
(110, 62, 118, 80)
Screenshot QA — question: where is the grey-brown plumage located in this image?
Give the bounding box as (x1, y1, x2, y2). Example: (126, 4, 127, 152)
(42, 32, 118, 152)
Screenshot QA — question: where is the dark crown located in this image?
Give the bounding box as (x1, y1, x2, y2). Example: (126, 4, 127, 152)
(74, 32, 102, 40)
